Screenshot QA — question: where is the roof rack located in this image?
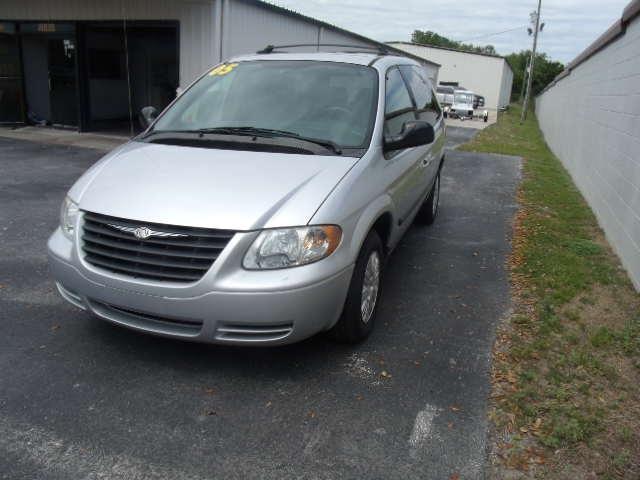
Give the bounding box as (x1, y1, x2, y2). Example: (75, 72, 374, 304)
(256, 43, 390, 55)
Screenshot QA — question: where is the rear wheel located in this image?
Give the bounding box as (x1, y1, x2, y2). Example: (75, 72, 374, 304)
(415, 171, 440, 225)
(330, 230, 383, 343)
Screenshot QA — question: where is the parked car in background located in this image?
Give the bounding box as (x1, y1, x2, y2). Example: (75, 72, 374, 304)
(449, 88, 489, 122)
(48, 50, 446, 346)
(449, 88, 474, 119)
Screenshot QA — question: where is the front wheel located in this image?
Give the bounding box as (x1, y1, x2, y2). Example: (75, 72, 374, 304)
(330, 231, 383, 343)
(415, 171, 441, 225)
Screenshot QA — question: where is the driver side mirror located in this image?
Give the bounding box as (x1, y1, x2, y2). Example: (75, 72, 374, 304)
(139, 106, 158, 130)
(384, 120, 435, 151)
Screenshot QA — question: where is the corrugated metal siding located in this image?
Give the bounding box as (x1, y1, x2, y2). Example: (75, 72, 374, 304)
(223, 0, 318, 57)
(535, 15, 640, 290)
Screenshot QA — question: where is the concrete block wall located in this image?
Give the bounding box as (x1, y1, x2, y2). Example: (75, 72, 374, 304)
(535, 1, 640, 290)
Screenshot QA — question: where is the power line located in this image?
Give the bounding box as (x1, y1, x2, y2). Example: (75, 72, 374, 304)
(457, 25, 527, 44)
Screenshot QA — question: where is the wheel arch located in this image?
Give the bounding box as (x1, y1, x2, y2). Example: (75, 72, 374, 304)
(349, 194, 395, 258)
(370, 212, 393, 254)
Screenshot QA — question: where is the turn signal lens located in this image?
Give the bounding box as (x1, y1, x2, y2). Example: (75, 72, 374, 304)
(60, 196, 79, 240)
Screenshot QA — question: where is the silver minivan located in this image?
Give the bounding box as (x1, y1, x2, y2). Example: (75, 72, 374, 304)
(48, 50, 446, 345)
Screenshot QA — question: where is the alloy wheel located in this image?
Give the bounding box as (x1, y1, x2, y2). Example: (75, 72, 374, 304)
(360, 251, 380, 324)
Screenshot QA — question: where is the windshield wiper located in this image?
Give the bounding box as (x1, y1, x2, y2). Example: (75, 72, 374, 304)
(195, 126, 343, 155)
(142, 126, 343, 155)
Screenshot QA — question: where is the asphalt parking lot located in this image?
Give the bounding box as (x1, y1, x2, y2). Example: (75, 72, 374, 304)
(0, 132, 521, 479)
(445, 125, 481, 150)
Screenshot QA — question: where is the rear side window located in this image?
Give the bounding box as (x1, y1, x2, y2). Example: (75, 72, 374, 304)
(400, 66, 441, 125)
(384, 67, 415, 137)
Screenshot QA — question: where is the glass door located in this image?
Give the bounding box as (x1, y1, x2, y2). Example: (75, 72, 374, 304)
(48, 37, 77, 126)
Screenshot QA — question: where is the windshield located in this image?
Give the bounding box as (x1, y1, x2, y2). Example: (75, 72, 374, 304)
(454, 93, 473, 104)
(152, 60, 378, 149)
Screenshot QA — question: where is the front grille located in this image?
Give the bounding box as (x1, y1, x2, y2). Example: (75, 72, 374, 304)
(81, 212, 236, 282)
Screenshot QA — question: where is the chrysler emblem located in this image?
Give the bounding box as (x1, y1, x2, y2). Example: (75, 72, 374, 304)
(134, 226, 152, 239)
(107, 223, 189, 239)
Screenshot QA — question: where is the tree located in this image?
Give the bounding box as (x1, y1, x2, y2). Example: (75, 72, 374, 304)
(411, 30, 497, 55)
(505, 50, 564, 101)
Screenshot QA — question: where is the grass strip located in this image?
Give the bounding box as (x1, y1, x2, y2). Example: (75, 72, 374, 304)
(460, 104, 640, 479)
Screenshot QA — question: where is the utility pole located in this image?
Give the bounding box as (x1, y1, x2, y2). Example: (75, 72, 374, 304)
(520, 58, 529, 101)
(521, 0, 542, 123)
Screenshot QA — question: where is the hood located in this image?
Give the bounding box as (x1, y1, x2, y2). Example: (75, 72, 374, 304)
(72, 141, 358, 231)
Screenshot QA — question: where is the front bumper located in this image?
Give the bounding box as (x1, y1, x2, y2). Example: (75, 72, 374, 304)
(48, 228, 353, 345)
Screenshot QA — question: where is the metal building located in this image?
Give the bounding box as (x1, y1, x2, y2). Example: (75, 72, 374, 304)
(0, 0, 439, 133)
(387, 42, 513, 115)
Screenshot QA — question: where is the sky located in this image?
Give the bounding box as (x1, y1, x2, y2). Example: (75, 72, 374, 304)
(272, 0, 630, 64)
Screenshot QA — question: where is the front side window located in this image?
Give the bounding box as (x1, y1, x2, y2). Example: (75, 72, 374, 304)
(152, 60, 378, 150)
(384, 67, 415, 138)
(400, 66, 441, 124)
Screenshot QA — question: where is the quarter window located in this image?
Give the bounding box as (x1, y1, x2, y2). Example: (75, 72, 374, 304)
(384, 67, 416, 138)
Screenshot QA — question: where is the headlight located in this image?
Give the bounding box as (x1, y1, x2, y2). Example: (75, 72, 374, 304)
(243, 225, 342, 270)
(60, 196, 79, 239)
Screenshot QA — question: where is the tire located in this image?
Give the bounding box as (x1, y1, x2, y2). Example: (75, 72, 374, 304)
(330, 230, 384, 343)
(415, 170, 441, 225)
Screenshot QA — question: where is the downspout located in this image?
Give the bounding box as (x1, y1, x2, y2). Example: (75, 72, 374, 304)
(122, 0, 134, 137)
(215, 0, 224, 63)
